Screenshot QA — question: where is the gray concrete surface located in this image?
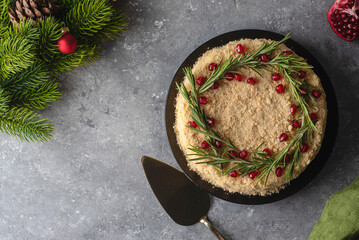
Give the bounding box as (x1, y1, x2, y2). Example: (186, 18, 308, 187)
(0, 0, 358, 239)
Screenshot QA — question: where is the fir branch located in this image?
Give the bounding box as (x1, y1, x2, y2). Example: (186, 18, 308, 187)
(0, 62, 50, 91)
(12, 80, 61, 110)
(65, 0, 119, 43)
(0, 107, 53, 142)
(0, 88, 10, 115)
(37, 16, 63, 63)
(94, 9, 127, 41)
(0, 35, 37, 79)
(57, 0, 81, 13)
(49, 45, 98, 75)
(0, 0, 11, 28)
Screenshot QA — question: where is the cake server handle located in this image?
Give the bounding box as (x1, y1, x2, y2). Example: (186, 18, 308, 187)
(200, 216, 226, 240)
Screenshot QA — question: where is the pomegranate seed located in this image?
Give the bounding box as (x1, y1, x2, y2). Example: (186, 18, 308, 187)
(207, 117, 215, 127)
(312, 90, 322, 98)
(276, 84, 285, 93)
(234, 73, 242, 81)
(249, 170, 259, 180)
(247, 77, 256, 85)
(298, 71, 306, 78)
(263, 149, 272, 156)
(282, 51, 293, 55)
(300, 144, 309, 153)
(198, 96, 208, 105)
(196, 76, 206, 86)
(275, 167, 283, 177)
(201, 141, 210, 149)
(236, 44, 245, 54)
(187, 121, 198, 128)
(208, 63, 218, 71)
(239, 150, 248, 159)
(292, 120, 301, 129)
(290, 105, 297, 115)
(280, 133, 288, 142)
(285, 154, 291, 163)
(271, 73, 281, 81)
(214, 140, 222, 148)
(299, 86, 307, 95)
(224, 72, 234, 81)
(260, 54, 270, 62)
(228, 150, 239, 158)
(229, 170, 239, 178)
(310, 113, 318, 122)
(210, 82, 219, 90)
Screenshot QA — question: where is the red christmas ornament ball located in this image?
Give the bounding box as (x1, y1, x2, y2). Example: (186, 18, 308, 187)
(58, 32, 78, 54)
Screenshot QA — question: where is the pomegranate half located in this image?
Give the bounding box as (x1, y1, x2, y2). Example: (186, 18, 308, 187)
(327, 0, 359, 41)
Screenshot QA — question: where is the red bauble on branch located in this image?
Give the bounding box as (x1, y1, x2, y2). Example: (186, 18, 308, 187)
(58, 32, 78, 54)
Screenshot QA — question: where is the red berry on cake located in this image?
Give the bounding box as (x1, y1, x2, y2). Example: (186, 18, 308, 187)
(196, 76, 206, 86)
(275, 167, 283, 177)
(300, 144, 309, 152)
(291, 120, 301, 129)
(249, 170, 259, 179)
(280, 133, 288, 142)
(234, 73, 242, 81)
(247, 77, 256, 85)
(201, 141, 210, 149)
(312, 90, 322, 98)
(310, 113, 318, 122)
(229, 170, 239, 178)
(263, 149, 272, 156)
(298, 71, 306, 78)
(199, 96, 208, 105)
(214, 140, 222, 148)
(285, 154, 292, 163)
(236, 44, 245, 54)
(290, 105, 297, 115)
(207, 117, 215, 127)
(210, 82, 219, 90)
(260, 54, 270, 62)
(276, 84, 285, 93)
(187, 121, 198, 128)
(228, 150, 239, 158)
(272, 73, 281, 81)
(208, 63, 218, 71)
(224, 72, 234, 81)
(239, 150, 248, 159)
(299, 86, 307, 95)
(282, 51, 293, 55)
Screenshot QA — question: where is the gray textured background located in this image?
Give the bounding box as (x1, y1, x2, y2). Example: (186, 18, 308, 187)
(0, 0, 358, 239)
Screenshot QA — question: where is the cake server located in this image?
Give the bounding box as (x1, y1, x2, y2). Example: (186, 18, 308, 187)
(141, 156, 226, 240)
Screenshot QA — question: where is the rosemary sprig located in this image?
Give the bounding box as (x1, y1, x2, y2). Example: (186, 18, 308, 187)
(177, 33, 319, 186)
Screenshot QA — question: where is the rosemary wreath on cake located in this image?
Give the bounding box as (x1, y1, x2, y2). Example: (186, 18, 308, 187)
(176, 34, 323, 185)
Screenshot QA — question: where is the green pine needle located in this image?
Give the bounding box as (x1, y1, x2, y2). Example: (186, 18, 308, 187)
(0, 62, 50, 91)
(66, 0, 126, 43)
(0, 88, 10, 115)
(0, 107, 53, 142)
(49, 45, 98, 76)
(0, 33, 37, 79)
(12, 80, 61, 110)
(37, 17, 63, 63)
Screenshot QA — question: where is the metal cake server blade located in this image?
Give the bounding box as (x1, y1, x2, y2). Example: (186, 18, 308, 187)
(141, 156, 226, 240)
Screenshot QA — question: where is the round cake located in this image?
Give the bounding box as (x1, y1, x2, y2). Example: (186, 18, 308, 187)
(174, 37, 327, 196)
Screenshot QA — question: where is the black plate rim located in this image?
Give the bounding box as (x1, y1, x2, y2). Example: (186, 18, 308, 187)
(165, 29, 338, 205)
